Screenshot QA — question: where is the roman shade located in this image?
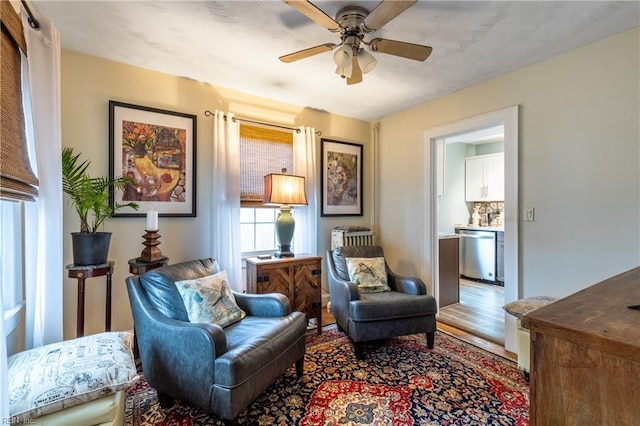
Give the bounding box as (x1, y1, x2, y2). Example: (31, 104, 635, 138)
(0, 0, 38, 201)
(239, 124, 292, 206)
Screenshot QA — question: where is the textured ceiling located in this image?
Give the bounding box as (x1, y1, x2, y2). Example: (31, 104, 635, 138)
(32, 1, 640, 122)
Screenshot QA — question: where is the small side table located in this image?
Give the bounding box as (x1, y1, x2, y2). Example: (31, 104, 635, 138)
(128, 257, 168, 360)
(128, 257, 168, 275)
(66, 261, 114, 338)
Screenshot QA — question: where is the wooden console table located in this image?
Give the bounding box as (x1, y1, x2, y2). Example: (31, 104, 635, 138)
(245, 254, 322, 334)
(522, 266, 640, 425)
(66, 261, 114, 338)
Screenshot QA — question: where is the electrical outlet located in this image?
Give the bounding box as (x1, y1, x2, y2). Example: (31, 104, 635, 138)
(524, 207, 535, 222)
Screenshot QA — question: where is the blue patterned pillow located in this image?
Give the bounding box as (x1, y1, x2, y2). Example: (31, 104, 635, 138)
(346, 257, 390, 293)
(175, 270, 246, 327)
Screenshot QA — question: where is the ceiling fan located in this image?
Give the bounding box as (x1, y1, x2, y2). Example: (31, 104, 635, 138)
(279, 0, 432, 85)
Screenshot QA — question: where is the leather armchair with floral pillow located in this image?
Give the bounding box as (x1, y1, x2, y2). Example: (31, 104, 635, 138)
(126, 258, 306, 424)
(327, 246, 437, 358)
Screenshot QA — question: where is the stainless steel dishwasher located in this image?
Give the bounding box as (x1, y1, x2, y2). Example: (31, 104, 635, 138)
(457, 229, 496, 282)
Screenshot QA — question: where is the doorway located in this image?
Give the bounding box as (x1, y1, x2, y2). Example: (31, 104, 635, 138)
(421, 106, 519, 352)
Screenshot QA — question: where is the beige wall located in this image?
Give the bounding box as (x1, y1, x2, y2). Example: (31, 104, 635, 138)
(61, 26, 639, 339)
(377, 27, 640, 298)
(60, 50, 371, 339)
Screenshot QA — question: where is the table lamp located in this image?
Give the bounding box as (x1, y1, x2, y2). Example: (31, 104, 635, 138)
(263, 169, 308, 258)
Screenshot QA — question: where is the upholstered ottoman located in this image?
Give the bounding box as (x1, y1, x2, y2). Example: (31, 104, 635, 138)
(7, 331, 139, 425)
(503, 296, 558, 378)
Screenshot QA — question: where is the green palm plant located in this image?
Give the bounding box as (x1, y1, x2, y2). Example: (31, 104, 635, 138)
(62, 147, 139, 233)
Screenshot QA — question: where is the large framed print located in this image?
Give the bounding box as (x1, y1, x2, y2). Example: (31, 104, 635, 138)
(109, 101, 197, 217)
(321, 138, 363, 216)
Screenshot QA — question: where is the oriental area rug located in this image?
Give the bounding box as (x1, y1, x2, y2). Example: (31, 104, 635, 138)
(125, 325, 529, 425)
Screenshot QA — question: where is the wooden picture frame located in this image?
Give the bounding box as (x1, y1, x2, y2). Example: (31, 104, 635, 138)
(321, 138, 363, 216)
(109, 100, 197, 217)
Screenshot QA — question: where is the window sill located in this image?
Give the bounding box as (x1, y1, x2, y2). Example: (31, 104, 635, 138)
(3, 301, 24, 337)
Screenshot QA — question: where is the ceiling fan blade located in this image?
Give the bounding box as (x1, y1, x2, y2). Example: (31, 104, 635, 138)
(370, 38, 433, 61)
(279, 43, 336, 63)
(283, 0, 340, 32)
(364, 0, 417, 32)
(347, 56, 363, 85)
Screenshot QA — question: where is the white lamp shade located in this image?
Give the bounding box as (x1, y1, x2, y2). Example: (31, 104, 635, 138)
(359, 49, 377, 74)
(263, 173, 308, 206)
(333, 44, 353, 68)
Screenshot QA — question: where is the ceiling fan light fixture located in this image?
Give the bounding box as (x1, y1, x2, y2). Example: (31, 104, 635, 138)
(358, 49, 377, 74)
(335, 62, 353, 79)
(333, 44, 353, 68)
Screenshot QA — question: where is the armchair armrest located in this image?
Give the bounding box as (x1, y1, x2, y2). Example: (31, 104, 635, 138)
(387, 269, 427, 295)
(330, 275, 361, 301)
(234, 292, 292, 317)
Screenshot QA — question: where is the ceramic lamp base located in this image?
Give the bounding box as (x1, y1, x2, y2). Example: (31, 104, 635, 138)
(275, 205, 295, 258)
(274, 244, 294, 258)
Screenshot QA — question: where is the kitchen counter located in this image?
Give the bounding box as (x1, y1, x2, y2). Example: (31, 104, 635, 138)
(438, 235, 460, 308)
(438, 233, 460, 239)
(455, 225, 504, 232)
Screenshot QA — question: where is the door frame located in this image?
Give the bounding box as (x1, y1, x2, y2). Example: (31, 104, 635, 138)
(421, 106, 519, 352)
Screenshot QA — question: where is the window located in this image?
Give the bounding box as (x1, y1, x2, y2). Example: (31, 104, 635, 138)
(240, 207, 277, 253)
(1, 199, 24, 335)
(239, 124, 293, 255)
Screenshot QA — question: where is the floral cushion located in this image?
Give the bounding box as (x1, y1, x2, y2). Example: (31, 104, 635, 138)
(346, 257, 390, 293)
(175, 270, 246, 327)
(8, 331, 138, 420)
(503, 296, 558, 319)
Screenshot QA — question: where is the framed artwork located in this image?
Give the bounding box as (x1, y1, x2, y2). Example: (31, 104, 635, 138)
(109, 101, 197, 217)
(321, 138, 363, 216)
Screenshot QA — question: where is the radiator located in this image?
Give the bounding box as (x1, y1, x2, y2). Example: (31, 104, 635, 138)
(331, 228, 376, 249)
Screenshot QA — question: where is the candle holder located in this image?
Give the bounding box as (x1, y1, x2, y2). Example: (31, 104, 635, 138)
(137, 230, 167, 263)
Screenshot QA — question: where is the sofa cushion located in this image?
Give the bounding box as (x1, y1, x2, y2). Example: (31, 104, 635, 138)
(175, 270, 246, 327)
(7, 331, 138, 420)
(214, 313, 307, 388)
(346, 257, 390, 293)
(140, 258, 220, 321)
(503, 296, 558, 319)
(332, 246, 384, 281)
(350, 291, 437, 321)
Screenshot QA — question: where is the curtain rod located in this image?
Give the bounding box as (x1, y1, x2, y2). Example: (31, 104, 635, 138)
(204, 110, 322, 136)
(20, 1, 40, 29)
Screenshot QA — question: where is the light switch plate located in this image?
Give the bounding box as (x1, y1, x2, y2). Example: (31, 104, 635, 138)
(524, 207, 535, 222)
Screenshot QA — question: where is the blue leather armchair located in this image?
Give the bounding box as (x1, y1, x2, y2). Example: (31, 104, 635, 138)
(126, 258, 306, 424)
(327, 246, 437, 358)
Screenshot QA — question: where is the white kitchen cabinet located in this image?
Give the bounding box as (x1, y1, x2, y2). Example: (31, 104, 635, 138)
(465, 153, 504, 201)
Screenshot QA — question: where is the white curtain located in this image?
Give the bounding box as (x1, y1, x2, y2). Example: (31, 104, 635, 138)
(0, 278, 8, 418)
(211, 111, 243, 291)
(22, 10, 63, 348)
(293, 127, 318, 255)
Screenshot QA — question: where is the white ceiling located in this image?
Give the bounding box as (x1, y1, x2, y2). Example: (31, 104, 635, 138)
(31, 1, 640, 122)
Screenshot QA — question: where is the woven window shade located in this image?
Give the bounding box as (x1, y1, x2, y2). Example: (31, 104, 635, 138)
(239, 124, 293, 207)
(1, 1, 38, 201)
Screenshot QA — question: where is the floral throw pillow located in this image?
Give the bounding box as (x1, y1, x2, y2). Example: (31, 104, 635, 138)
(8, 331, 138, 420)
(175, 270, 246, 328)
(346, 257, 390, 293)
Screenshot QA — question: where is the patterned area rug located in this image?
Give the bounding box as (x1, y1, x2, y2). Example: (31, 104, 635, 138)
(125, 325, 529, 425)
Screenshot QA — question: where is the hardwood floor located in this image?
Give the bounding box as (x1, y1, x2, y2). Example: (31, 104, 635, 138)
(437, 279, 505, 345)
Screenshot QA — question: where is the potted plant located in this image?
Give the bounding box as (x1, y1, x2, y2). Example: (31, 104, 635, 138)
(62, 147, 139, 265)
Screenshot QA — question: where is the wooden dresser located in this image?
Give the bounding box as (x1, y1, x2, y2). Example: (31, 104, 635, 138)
(522, 267, 640, 425)
(245, 254, 322, 334)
